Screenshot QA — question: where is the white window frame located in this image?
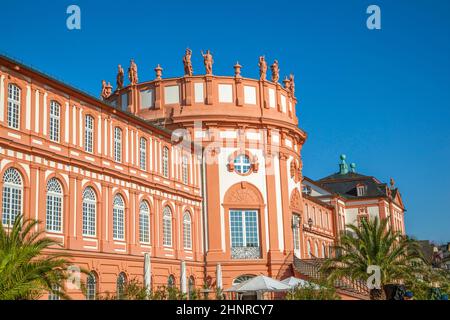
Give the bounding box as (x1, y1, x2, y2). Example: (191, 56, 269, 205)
(86, 273, 97, 300)
(139, 137, 147, 171)
(183, 211, 192, 250)
(84, 115, 94, 153)
(82, 187, 96, 237)
(182, 155, 188, 184)
(49, 100, 60, 142)
(229, 210, 259, 248)
(1, 168, 23, 227)
(113, 194, 125, 241)
(292, 214, 301, 257)
(162, 206, 172, 247)
(46, 178, 63, 233)
(139, 200, 150, 244)
(162, 146, 169, 178)
(114, 127, 122, 163)
(234, 154, 251, 174)
(7, 84, 20, 129)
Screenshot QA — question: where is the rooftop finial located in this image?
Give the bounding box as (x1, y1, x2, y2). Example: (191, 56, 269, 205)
(339, 154, 349, 174)
(350, 162, 356, 173)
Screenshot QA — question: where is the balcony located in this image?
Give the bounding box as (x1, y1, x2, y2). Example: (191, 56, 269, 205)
(231, 246, 261, 259)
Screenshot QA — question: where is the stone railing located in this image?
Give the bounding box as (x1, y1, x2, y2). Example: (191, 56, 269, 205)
(231, 246, 261, 259)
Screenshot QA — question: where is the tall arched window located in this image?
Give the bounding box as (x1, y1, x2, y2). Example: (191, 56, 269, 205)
(114, 127, 122, 162)
(188, 276, 195, 299)
(86, 272, 97, 300)
(322, 243, 327, 258)
(82, 187, 96, 236)
(7, 84, 21, 129)
(292, 215, 301, 257)
(49, 101, 60, 142)
(162, 206, 172, 247)
(113, 194, 125, 240)
(183, 211, 192, 250)
(116, 272, 127, 299)
(162, 146, 169, 178)
(139, 137, 147, 171)
(2, 168, 23, 227)
(182, 155, 188, 184)
(314, 242, 319, 257)
(139, 200, 150, 243)
(84, 115, 94, 153)
(167, 275, 175, 289)
(307, 240, 312, 258)
(46, 178, 63, 232)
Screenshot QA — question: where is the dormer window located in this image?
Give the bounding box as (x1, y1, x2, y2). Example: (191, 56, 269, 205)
(302, 185, 312, 195)
(356, 184, 367, 197)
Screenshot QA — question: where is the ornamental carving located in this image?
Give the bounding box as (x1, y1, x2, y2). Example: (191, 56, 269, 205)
(290, 159, 303, 183)
(224, 182, 263, 207)
(228, 188, 259, 204)
(290, 188, 302, 212)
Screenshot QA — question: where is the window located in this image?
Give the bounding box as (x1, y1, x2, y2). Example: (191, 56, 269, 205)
(162, 146, 169, 178)
(113, 194, 125, 240)
(114, 127, 122, 162)
(182, 155, 188, 184)
(229, 210, 259, 248)
(302, 185, 312, 195)
(7, 84, 20, 129)
(357, 184, 367, 197)
(46, 178, 63, 232)
(49, 101, 60, 142)
(2, 168, 23, 227)
(183, 211, 192, 250)
(116, 272, 127, 299)
(139, 201, 150, 243)
(139, 137, 147, 171)
(314, 242, 319, 257)
(84, 115, 94, 153)
(233, 154, 251, 174)
(162, 206, 172, 247)
(167, 275, 175, 289)
(322, 243, 327, 258)
(86, 272, 97, 300)
(48, 284, 60, 300)
(82, 187, 96, 236)
(292, 215, 301, 255)
(307, 241, 312, 258)
(188, 276, 195, 300)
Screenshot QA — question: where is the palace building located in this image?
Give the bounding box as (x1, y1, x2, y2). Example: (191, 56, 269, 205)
(0, 53, 405, 299)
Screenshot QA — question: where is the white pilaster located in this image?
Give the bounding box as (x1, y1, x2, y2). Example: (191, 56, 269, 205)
(25, 85, 31, 130)
(0, 75, 5, 122)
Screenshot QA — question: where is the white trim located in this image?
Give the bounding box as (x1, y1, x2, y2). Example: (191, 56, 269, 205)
(0, 75, 4, 122)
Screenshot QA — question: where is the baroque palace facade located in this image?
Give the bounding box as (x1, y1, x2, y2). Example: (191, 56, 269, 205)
(0, 52, 406, 299)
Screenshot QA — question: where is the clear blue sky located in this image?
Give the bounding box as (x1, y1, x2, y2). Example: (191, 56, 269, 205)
(1, 0, 449, 243)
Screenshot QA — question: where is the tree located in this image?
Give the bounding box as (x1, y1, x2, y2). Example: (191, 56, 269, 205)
(321, 216, 422, 300)
(0, 215, 71, 300)
(285, 278, 340, 300)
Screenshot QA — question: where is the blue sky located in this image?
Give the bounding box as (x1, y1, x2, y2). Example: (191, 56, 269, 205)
(1, 0, 449, 243)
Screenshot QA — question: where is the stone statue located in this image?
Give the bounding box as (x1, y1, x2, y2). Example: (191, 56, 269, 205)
(289, 73, 295, 96)
(201, 49, 213, 75)
(271, 60, 279, 83)
(258, 56, 267, 81)
(390, 177, 395, 188)
(101, 80, 113, 100)
(116, 65, 124, 89)
(128, 59, 138, 85)
(183, 48, 193, 76)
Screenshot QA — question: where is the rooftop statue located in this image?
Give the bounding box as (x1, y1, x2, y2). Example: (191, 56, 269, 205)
(201, 49, 213, 75)
(101, 80, 113, 100)
(258, 56, 267, 81)
(289, 73, 295, 96)
(271, 60, 279, 83)
(128, 59, 138, 85)
(116, 64, 124, 89)
(183, 48, 193, 76)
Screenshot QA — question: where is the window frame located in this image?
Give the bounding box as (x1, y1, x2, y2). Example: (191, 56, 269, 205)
(46, 178, 63, 233)
(229, 209, 259, 249)
(114, 127, 122, 163)
(1, 168, 23, 227)
(82, 187, 97, 237)
(84, 115, 94, 153)
(162, 146, 169, 178)
(233, 154, 252, 175)
(139, 137, 147, 171)
(49, 100, 61, 143)
(162, 206, 172, 247)
(139, 200, 150, 244)
(183, 211, 192, 250)
(112, 194, 125, 241)
(7, 84, 21, 129)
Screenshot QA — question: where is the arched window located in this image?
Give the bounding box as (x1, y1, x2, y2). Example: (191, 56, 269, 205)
(82, 187, 96, 236)
(162, 146, 169, 178)
(139, 137, 147, 171)
(233, 154, 251, 174)
(49, 101, 60, 142)
(2, 168, 23, 227)
(116, 272, 127, 299)
(182, 155, 188, 184)
(7, 84, 21, 129)
(139, 200, 150, 243)
(113, 194, 125, 240)
(307, 240, 312, 258)
(46, 178, 63, 232)
(232, 275, 255, 285)
(188, 276, 195, 299)
(162, 206, 172, 247)
(314, 242, 319, 257)
(86, 272, 97, 300)
(84, 115, 94, 153)
(322, 243, 327, 258)
(167, 275, 175, 289)
(183, 211, 192, 250)
(114, 127, 122, 162)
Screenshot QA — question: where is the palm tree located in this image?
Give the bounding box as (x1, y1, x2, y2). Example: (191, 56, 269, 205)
(321, 216, 422, 300)
(0, 215, 71, 300)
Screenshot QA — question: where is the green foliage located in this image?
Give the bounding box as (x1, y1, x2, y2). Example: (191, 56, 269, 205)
(0, 215, 72, 300)
(403, 264, 450, 300)
(285, 278, 340, 300)
(320, 216, 423, 300)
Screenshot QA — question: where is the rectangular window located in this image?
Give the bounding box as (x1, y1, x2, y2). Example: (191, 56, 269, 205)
(140, 138, 147, 171)
(49, 101, 60, 142)
(229, 210, 259, 248)
(7, 84, 20, 129)
(182, 155, 188, 184)
(114, 127, 122, 162)
(84, 115, 94, 153)
(162, 147, 169, 178)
